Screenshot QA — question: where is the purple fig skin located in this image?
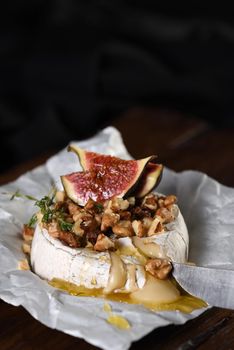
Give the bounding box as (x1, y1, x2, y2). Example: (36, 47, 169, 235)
(67, 145, 87, 170)
(130, 163, 163, 198)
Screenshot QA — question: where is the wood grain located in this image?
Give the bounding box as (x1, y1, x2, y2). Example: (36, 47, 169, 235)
(1, 108, 234, 350)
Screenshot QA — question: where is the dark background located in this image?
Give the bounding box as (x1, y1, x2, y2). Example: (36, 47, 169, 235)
(1, 1, 234, 173)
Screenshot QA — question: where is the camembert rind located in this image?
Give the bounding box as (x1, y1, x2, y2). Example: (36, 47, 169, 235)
(31, 226, 111, 289)
(30, 203, 188, 301)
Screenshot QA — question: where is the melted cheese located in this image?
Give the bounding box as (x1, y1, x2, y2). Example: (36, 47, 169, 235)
(132, 236, 166, 259)
(104, 252, 127, 294)
(130, 274, 179, 304)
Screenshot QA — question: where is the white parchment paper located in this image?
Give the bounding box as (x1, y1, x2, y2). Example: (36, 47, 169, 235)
(1, 126, 234, 350)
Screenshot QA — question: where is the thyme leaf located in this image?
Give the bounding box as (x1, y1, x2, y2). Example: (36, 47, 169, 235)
(9, 190, 38, 201)
(42, 210, 54, 223)
(28, 213, 38, 228)
(94, 202, 104, 213)
(58, 219, 73, 232)
(10, 190, 20, 200)
(35, 196, 54, 214)
(5, 187, 62, 228)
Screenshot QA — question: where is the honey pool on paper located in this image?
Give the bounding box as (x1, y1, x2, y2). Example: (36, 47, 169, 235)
(49, 278, 207, 314)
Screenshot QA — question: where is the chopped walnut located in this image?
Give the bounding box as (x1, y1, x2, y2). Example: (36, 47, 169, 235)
(72, 210, 84, 222)
(76, 212, 100, 245)
(18, 259, 30, 270)
(112, 220, 134, 237)
(22, 225, 34, 242)
(156, 207, 175, 224)
(101, 211, 120, 231)
(84, 198, 96, 211)
(142, 194, 157, 211)
(73, 219, 85, 236)
(119, 211, 131, 220)
(132, 220, 146, 237)
(47, 222, 60, 238)
(73, 212, 85, 223)
(85, 241, 94, 248)
(131, 206, 151, 220)
(79, 213, 95, 230)
(86, 230, 99, 245)
(94, 233, 115, 251)
(110, 197, 129, 212)
(22, 242, 31, 254)
(158, 198, 165, 208)
(68, 201, 81, 216)
(81, 222, 99, 244)
(95, 213, 102, 225)
(147, 217, 164, 236)
(164, 195, 177, 207)
(145, 258, 172, 279)
(59, 231, 80, 248)
(142, 217, 153, 230)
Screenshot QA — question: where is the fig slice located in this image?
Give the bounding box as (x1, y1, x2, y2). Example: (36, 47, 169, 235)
(68, 145, 90, 170)
(62, 147, 163, 205)
(132, 163, 163, 198)
(68, 145, 157, 175)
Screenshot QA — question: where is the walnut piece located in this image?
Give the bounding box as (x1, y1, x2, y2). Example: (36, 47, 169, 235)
(147, 217, 164, 236)
(84, 198, 96, 211)
(132, 220, 146, 237)
(22, 242, 31, 254)
(112, 220, 134, 237)
(119, 211, 131, 220)
(22, 225, 34, 242)
(68, 201, 81, 216)
(142, 194, 157, 211)
(18, 259, 30, 270)
(110, 197, 129, 212)
(101, 211, 120, 231)
(79, 213, 96, 230)
(164, 195, 177, 207)
(156, 207, 175, 224)
(145, 258, 172, 280)
(142, 217, 153, 230)
(94, 233, 115, 251)
(72, 219, 85, 236)
(47, 222, 60, 238)
(59, 231, 80, 248)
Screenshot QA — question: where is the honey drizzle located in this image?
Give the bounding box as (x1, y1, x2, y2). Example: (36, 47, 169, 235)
(103, 302, 131, 330)
(49, 278, 207, 314)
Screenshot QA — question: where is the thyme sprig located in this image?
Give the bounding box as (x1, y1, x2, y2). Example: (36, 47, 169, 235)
(35, 195, 55, 223)
(1, 189, 38, 201)
(34, 193, 73, 231)
(28, 213, 38, 228)
(8, 188, 74, 232)
(58, 218, 73, 232)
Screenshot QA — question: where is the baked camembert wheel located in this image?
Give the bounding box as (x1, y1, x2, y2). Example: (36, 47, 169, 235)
(23, 147, 190, 309)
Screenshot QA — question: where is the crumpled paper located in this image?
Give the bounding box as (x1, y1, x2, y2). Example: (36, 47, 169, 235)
(1, 126, 234, 350)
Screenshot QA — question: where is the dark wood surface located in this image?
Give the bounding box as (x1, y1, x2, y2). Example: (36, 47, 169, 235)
(1, 108, 234, 350)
